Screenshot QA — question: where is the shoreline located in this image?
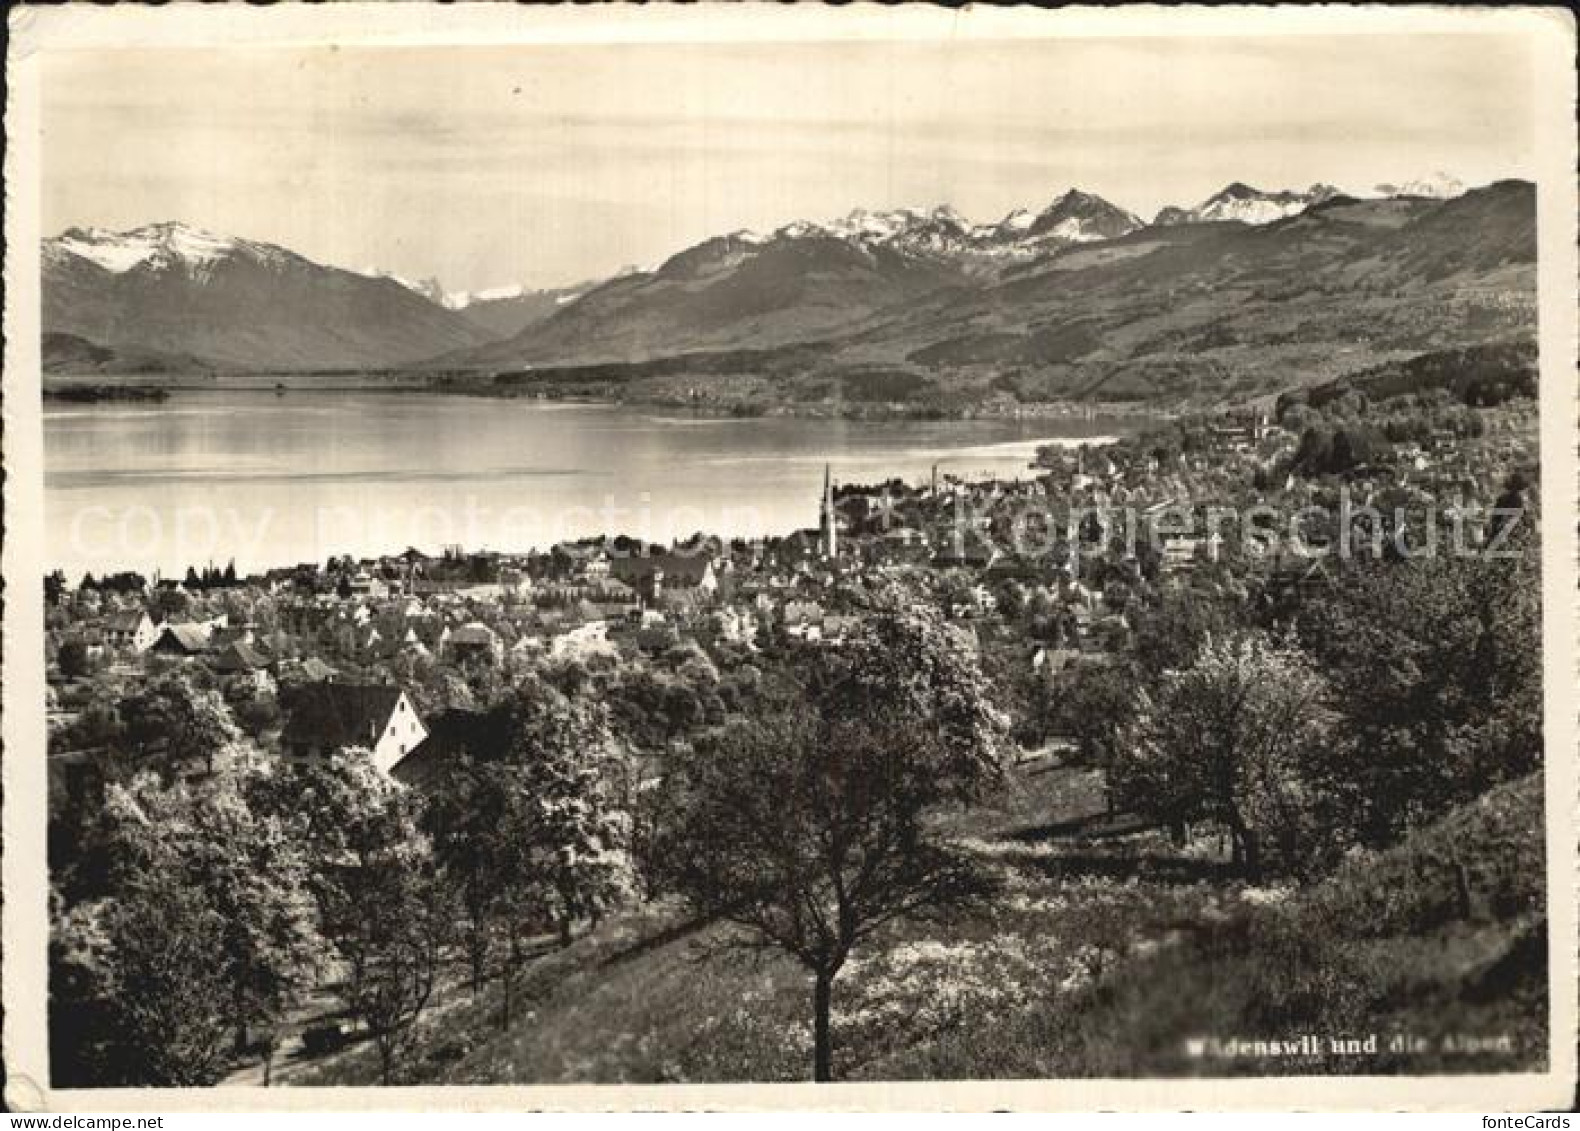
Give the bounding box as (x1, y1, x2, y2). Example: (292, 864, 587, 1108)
(43, 433, 1122, 581)
(40, 370, 1169, 424)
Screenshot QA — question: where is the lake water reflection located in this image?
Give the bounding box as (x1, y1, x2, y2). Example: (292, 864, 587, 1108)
(45, 391, 1122, 577)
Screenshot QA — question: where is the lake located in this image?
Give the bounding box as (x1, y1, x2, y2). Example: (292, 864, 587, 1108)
(45, 391, 1123, 578)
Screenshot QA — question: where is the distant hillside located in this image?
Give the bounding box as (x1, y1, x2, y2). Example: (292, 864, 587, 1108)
(1289, 339, 1539, 413)
(440, 181, 1536, 412)
(41, 331, 214, 376)
(454, 284, 592, 339)
(43, 223, 496, 371)
(442, 232, 970, 370)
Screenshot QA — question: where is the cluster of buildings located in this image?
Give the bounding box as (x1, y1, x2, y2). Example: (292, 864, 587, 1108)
(47, 393, 1534, 790)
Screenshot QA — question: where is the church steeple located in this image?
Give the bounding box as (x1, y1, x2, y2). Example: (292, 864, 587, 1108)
(820, 463, 837, 560)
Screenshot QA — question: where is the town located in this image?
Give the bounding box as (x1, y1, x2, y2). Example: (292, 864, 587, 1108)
(46, 344, 1545, 1087)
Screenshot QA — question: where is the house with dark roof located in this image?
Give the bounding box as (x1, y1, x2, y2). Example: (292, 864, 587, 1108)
(104, 609, 160, 652)
(212, 641, 275, 695)
(389, 707, 508, 791)
(280, 681, 427, 777)
(609, 551, 718, 604)
(210, 623, 257, 650)
(1262, 553, 1335, 602)
(210, 640, 271, 674)
(151, 622, 213, 657)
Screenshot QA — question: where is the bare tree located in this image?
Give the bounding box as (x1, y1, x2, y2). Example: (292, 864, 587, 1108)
(659, 704, 998, 1081)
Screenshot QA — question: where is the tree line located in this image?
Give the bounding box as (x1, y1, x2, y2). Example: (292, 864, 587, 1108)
(51, 605, 1009, 1086)
(1037, 520, 1542, 879)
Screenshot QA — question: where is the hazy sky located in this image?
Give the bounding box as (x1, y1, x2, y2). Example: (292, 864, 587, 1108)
(43, 34, 1537, 291)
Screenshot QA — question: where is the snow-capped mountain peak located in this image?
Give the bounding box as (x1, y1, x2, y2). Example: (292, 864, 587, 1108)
(360, 267, 457, 307)
(995, 208, 1036, 234)
(49, 221, 279, 276)
(776, 220, 822, 240)
(358, 270, 554, 312)
(1156, 182, 1344, 227)
(825, 208, 908, 240)
(464, 283, 531, 305)
(1197, 184, 1313, 224)
(43, 222, 495, 371)
(1020, 189, 1144, 242)
(1373, 171, 1466, 200)
(753, 191, 1142, 265)
(793, 205, 970, 245)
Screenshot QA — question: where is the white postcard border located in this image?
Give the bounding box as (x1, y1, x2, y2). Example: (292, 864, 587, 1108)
(4, 2, 1575, 1113)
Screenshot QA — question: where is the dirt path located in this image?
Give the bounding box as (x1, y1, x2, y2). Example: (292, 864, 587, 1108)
(218, 986, 347, 1087)
(219, 946, 560, 1087)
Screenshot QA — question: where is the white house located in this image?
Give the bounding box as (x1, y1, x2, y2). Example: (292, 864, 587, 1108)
(104, 610, 160, 653)
(281, 682, 428, 778)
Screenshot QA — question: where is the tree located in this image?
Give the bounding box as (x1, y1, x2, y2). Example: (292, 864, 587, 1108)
(1130, 591, 1240, 678)
(440, 680, 633, 947)
(811, 606, 1008, 795)
(53, 873, 235, 1086)
(57, 638, 92, 680)
(471, 764, 550, 1029)
(423, 757, 523, 994)
(509, 720, 631, 948)
(151, 586, 191, 619)
(1489, 467, 1536, 547)
(656, 610, 1006, 1081)
(284, 751, 451, 1084)
(52, 773, 321, 1086)
(1119, 631, 1336, 878)
(118, 673, 241, 779)
(1042, 660, 1136, 805)
(230, 686, 283, 738)
(185, 781, 323, 1063)
(659, 711, 996, 1081)
(1293, 425, 1334, 476)
(335, 842, 451, 1085)
(1298, 542, 1542, 845)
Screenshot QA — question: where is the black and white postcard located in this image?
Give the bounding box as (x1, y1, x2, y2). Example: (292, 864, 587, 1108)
(4, 3, 1576, 1112)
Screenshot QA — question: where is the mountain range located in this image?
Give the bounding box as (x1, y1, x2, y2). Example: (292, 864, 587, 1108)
(42, 175, 1536, 408)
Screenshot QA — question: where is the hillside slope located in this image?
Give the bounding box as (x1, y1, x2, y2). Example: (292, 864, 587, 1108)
(285, 767, 1543, 1086)
(443, 232, 970, 370)
(44, 223, 496, 371)
(437, 182, 1536, 411)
